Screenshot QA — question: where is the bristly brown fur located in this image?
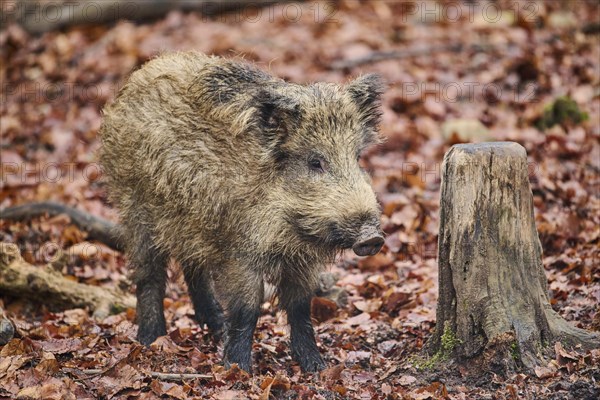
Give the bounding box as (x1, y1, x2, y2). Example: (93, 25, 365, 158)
(99, 51, 384, 372)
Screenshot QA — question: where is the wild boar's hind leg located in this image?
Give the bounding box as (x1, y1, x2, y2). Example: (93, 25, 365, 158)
(131, 230, 169, 346)
(182, 266, 224, 338)
(215, 267, 263, 373)
(281, 291, 327, 372)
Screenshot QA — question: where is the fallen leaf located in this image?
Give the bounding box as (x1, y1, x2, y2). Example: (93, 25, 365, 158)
(441, 119, 491, 143)
(320, 364, 344, 382)
(0, 338, 33, 357)
(534, 366, 556, 379)
(35, 352, 59, 375)
(150, 336, 193, 354)
(398, 375, 417, 386)
(213, 389, 247, 400)
(345, 312, 371, 327)
(353, 299, 382, 313)
(37, 338, 82, 354)
(311, 297, 338, 323)
(151, 380, 187, 400)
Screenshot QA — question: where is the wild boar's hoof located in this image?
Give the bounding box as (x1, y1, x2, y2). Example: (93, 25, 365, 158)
(352, 235, 384, 256)
(298, 352, 327, 373)
(137, 325, 166, 346)
(206, 318, 224, 341)
(197, 302, 224, 341)
(223, 357, 252, 374)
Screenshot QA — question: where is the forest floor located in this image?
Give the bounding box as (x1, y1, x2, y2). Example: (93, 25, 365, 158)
(1, 1, 599, 399)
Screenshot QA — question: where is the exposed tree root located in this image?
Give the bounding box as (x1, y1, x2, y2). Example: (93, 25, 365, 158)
(0, 243, 135, 318)
(2, 201, 123, 252)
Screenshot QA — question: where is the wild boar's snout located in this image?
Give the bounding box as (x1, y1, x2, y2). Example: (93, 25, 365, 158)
(352, 225, 384, 256)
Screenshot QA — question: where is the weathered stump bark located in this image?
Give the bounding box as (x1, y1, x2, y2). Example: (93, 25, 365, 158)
(428, 142, 599, 374)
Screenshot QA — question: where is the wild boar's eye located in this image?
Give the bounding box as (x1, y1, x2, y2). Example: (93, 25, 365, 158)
(308, 157, 327, 173)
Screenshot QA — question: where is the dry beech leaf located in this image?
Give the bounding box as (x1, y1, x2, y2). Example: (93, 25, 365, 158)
(311, 297, 338, 323)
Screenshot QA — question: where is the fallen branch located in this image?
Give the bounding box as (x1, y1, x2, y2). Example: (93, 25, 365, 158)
(0, 243, 135, 318)
(8, 0, 297, 34)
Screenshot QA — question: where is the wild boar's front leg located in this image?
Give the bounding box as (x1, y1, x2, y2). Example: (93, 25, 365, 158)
(215, 267, 263, 373)
(281, 291, 327, 372)
(182, 265, 224, 339)
(131, 231, 169, 345)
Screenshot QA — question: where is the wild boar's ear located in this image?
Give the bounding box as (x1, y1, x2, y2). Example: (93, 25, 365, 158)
(346, 74, 385, 129)
(253, 88, 301, 150)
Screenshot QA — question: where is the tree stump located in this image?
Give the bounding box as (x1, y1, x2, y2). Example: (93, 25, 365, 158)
(428, 142, 599, 374)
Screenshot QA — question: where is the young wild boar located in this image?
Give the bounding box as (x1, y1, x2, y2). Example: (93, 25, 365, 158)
(99, 51, 384, 373)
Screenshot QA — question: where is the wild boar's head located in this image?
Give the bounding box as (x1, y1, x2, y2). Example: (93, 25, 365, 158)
(251, 74, 385, 257)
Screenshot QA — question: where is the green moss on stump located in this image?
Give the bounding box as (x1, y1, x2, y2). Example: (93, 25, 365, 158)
(510, 342, 520, 361)
(416, 322, 461, 370)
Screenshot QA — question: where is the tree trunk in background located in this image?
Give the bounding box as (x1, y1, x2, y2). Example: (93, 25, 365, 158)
(428, 142, 599, 374)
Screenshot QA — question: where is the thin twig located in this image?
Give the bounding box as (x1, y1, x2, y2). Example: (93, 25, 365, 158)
(331, 21, 600, 71)
(330, 43, 499, 70)
(75, 369, 212, 381)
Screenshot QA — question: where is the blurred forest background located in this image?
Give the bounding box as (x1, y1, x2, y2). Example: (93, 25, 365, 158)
(1, 0, 599, 399)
